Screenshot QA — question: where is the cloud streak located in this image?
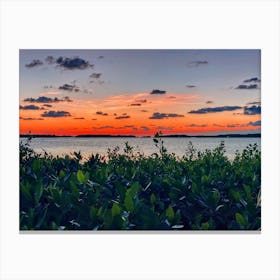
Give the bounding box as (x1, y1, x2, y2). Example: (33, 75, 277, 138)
(188, 106, 242, 114)
(244, 105, 261, 115)
(96, 111, 108, 116)
(89, 73, 102, 79)
(150, 89, 166, 94)
(149, 112, 184, 119)
(248, 120, 261, 126)
(24, 96, 73, 103)
(25, 59, 43, 68)
(20, 105, 41, 110)
(41, 111, 71, 118)
(20, 117, 44, 120)
(188, 60, 208, 67)
(186, 123, 207, 127)
(115, 115, 130, 119)
(235, 84, 258, 90)
(56, 56, 93, 70)
(246, 101, 261, 106)
(243, 77, 261, 83)
(59, 84, 79, 92)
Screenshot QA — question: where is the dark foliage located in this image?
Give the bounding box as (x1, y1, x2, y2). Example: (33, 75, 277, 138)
(20, 134, 261, 230)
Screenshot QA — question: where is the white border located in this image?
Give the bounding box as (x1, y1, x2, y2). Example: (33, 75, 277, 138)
(1, 1, 279, 279)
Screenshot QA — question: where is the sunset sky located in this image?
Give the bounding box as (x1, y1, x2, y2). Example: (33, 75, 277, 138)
(19, 49, 261, 136)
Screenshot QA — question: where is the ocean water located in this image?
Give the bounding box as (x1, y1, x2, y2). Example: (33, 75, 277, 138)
(20, 137, 261, 160)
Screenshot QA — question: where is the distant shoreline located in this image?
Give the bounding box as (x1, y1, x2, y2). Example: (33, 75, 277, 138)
(20, 133, 261, 138)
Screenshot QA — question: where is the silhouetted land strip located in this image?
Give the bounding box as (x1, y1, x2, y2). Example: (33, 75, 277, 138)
(20, 133, 261, 138)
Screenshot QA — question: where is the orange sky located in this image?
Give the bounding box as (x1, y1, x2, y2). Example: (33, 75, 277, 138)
(20, 92, 260, 136)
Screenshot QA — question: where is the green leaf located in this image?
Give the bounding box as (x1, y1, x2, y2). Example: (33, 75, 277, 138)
(130, 182, 141, 198)
(70, 179, 79, 196)
(166, 206, 174, 222)
(35, 205, 48, 229)
(59, 170, 65, 178)
(103, 209, 112, 229)
(230, 190, 241, 202)
(89, 206, 97, 220)
(201, 221, 209, 230)
(201, 175, 208, 184)
(235, 212, 247, 228)
(112, 203, 121, 217)
(32, 159, 40, 172)
(20, 183, 32, 202)
(150, 193, 156, 204)
(191, 183, 198, 193)
(212, 189, 220, 205)
(243, 184, 251, 200)
(97, 207, 103, 218)
(34, 182, 43, 205)
(77, 170, 85, 184)
(124, 192, 134, 212)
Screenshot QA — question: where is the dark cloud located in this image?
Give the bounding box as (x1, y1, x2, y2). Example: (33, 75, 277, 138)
(213, 123, 223, 127)
(19, 105, 41, 110)
(73, 117, 85, 120)
(186, 85, 196, 88)
(98, 56, 104, 59)
(246, 101, 261, 106)
(244, 105, 261, 115)
(41, 111, 71, 118)
(141, 110, 148, 112)
(149, 112, 184, 119)
(206, 101, 213, 104)
(115, 115, 130, 120)
(150, 89, 166, 94)
(130, 103, 142, 106)
(43, 104, 52, 108)
(92, 118, 97, 120)
(167, 96, 176, 99)
(96, 111, 108, 116)
(20, 117, 44, 121)
(45, 56, 55, 64)
(235, 84, 258, 90)
(24, 96, 73, 103)
(25, 59, 43, 68)
(56, 56, 93, 70)
(89, 73, 102, 79)
(188, 106, 242, 114)
(59, 84, 79, 92)
(188, 60, 208, 67)
(248, 120, 261, 126)
(141, 126, 150, 131)
(243, 77, 261, 83)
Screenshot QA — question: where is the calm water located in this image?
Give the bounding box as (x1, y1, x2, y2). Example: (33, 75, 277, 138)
(20, 137, 261, 160)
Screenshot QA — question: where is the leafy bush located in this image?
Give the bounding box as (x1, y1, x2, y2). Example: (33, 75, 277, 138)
(20, 135, 261, 230)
